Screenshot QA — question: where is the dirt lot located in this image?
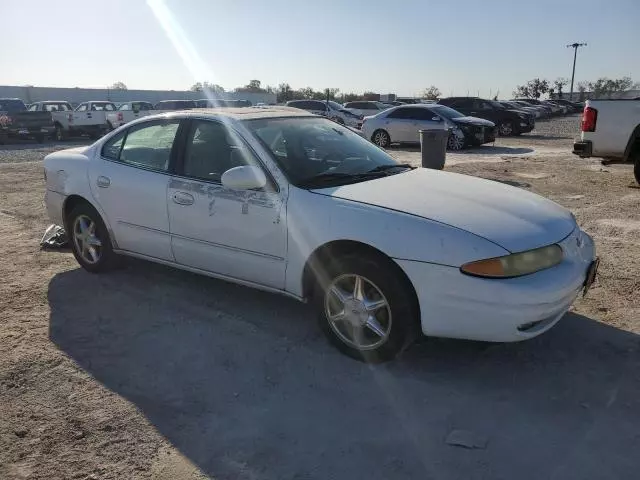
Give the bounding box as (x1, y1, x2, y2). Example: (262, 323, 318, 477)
(1, 116, 639, 480)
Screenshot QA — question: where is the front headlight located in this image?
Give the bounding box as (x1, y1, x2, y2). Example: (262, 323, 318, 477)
(460, 244, 563, 278)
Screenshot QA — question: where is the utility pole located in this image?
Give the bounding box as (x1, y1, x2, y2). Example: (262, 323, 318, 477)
(567, 42, 587, 101)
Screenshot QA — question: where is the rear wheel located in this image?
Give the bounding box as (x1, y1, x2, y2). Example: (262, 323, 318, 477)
(67, 203, 118, 273)
(372, 129, 390, 148)
(54, 124, 65, 142)
(313, 253, 418, 362)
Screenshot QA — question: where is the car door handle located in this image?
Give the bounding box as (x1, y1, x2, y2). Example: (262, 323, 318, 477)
(96, 176, 110, 188)
(172, 191, 194, 206)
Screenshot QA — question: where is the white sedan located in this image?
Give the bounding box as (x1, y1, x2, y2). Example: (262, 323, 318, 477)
(43, 107, 598, 362)
(360, 104, 448, 147)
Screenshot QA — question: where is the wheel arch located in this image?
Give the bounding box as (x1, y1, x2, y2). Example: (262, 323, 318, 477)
(301, 239, 420, 319)
(623, 123, 640, 162)
(62, 194, 117, 248)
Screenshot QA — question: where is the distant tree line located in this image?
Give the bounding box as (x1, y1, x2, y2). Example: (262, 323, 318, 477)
(186, 80, 445, 104)
(514, 77, 638, 100)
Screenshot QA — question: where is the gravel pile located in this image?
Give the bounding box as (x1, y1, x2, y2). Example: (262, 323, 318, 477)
(529, 114, 581, 139)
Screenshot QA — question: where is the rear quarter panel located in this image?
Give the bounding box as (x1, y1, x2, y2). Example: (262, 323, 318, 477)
(44, 146, 111, 230)
(584, 100, 640, 158)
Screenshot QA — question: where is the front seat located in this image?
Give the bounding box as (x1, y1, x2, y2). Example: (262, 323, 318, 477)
(186, 123, 232, 181)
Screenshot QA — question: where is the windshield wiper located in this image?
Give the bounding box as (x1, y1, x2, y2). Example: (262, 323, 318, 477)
(298, 171, 381, 188)
(298, 164, 414, 188)
(366, 163, 415, 173)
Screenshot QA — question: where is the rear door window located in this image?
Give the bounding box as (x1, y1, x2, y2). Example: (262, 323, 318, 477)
(101, 120, 180, 172)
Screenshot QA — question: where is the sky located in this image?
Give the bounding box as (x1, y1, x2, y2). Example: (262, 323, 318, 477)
(1, 0, 639, 98)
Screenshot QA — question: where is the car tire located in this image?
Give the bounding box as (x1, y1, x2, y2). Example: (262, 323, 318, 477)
(107, 121, 115, 131)
(634, 156, 640, 185)
(372, 129, 390, 148)
(313, 253, 419, 363)
(67, 203, 118, 273)
(497, 122, 514, 136)
(54, 124, 65, 142)
(447, 132, 465, 150)
(35, 134, 45, 144)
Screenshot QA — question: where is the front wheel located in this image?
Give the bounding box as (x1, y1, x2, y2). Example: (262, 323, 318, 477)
(67, 203, 118, 273)
(497, 122, 514, 136)
(314, 254, 418, 362)
(447, 132, 465, 150)
(372, 129, 390, 148)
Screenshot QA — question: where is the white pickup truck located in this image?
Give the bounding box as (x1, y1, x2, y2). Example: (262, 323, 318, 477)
(573, 99, 640, 183)
(29, 101, 116, 141)
(105, 101, 155, 130)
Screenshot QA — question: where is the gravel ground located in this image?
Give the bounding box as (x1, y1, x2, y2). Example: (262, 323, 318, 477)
(1, 117, 639, 480)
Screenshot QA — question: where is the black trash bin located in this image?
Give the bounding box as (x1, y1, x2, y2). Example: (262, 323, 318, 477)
(419, 129, 448, 170)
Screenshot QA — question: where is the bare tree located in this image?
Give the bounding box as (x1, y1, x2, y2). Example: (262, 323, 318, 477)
(513, 78, 549, 99)
(422, 86, 441, 100)
(109, 81, 128, 90)
(190, 82, 225, 93)
(553, 78, 568, 98)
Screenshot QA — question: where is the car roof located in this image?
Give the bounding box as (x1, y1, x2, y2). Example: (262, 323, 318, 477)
(140, 106, 314, 122)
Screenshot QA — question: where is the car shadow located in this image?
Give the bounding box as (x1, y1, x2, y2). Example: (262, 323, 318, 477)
(388, 145, 535, 156)
(521, 134, 572, 140)
(48, 262, 640, 480)
(456, 145, 534, 155)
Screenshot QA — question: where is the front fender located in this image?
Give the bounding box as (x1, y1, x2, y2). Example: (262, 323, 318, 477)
(284, 188, 508, 296)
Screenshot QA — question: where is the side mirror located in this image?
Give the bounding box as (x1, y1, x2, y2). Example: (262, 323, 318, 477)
(221, 165, 267, 191)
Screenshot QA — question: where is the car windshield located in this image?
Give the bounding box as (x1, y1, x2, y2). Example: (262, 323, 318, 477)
(340, 109, 360, 118)
(488, 100, 506, 109)
(245, 117, 407, 188)
(430, 105, 465, 119)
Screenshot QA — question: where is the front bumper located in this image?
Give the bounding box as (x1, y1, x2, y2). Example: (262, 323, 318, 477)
(572, 140, 592, 158)
(516, 120, 535, 134)
(395, 228, 596, 342)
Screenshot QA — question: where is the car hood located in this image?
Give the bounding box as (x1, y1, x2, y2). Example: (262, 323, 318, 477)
(314, 168, 575, 253)
(451, 116, 495, 127)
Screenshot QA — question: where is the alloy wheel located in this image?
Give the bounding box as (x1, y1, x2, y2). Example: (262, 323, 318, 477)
(447, 133, 465, 150)
(498, 122, 513, 136)
(324, 274, 392, 350)
(72, 215, 103, 264)
(373, 130, 389, 147)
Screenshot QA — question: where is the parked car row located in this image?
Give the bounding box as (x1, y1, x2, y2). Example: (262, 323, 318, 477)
(0, 97, 256, 143)
(0, 98, 55, 143)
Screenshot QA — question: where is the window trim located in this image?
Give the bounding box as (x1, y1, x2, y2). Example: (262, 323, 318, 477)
(173, 118, 280, 193)
(99, 118, 183, 175)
